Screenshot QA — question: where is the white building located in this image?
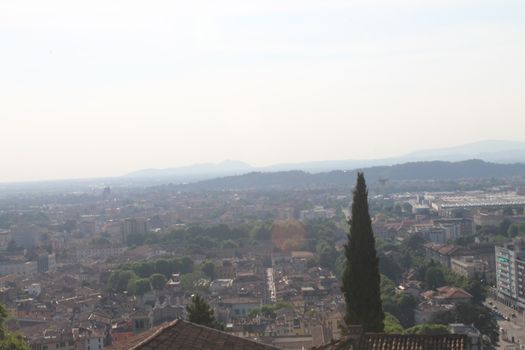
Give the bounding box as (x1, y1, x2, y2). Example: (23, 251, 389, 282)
(495, 241, 525, 308)
(299, 207, 335, 221)
(26, 283, 42, 297)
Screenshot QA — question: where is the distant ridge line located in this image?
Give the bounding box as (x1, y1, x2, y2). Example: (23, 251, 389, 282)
(170, 159, 525, 191)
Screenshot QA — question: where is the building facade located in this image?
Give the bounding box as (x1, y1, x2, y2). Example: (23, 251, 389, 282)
(495, 241, 525, 308)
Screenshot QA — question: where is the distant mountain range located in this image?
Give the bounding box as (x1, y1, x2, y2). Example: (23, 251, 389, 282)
(126, 160, 252, 180)
(3, 141, 524, 194)
(125, 140, 525, 181)
(175, 159, 525, 191)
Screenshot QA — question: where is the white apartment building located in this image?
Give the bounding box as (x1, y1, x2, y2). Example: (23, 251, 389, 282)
(495, 241, 525, 309)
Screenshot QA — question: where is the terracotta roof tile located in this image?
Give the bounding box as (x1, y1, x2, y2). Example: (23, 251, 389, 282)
(360, 334, 467, 350)
(108, 320, 281, 350)
(313, 333, 468, 350)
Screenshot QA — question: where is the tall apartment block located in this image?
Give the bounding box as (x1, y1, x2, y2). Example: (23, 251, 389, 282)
(121, 217, 149, 245)
(495, 240, 525, 309)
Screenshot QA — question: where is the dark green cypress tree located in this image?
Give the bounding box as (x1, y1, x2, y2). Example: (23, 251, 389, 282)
(186, 294, 223, 330)
(342, 172, 384, 332)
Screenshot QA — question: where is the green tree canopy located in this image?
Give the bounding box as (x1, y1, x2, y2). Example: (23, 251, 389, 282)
(384, 313, 404, 333)
(404, 324, 449, 335)
(0, 303, 29, 350)
(108, 270, 139, 293)
(180, 271, 208, 292)
(186, 294, 221, 329)
(129, 278, 151, 296)
(149, 273, 167, 290)
(430, 302, 498, 345)
(381, 275, 417, 328)
(425, 267, 445, 290)
(155, 259, 172, 278)
(132, 261, 155, 278)
(316, 240, 337, 270)
(200, 262, 216, 280)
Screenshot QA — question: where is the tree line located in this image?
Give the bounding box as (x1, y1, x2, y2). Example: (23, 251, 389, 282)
(108, 257, 219, 296)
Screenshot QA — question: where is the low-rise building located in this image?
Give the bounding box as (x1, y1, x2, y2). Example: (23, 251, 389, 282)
(451, 256, 487, 279)
(220, 297, 261, 319)
(0, 259, 37, 277)
(299, 207, 335, 221)
(424, 243, 468, 268)
(421, 286, 473, 306)
(75, 246, 127, 261)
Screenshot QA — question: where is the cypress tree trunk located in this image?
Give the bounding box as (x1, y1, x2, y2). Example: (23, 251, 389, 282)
(342, 172, 384, 332)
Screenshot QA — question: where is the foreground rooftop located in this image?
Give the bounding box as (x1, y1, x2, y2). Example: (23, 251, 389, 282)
(106, 319, 280, 350)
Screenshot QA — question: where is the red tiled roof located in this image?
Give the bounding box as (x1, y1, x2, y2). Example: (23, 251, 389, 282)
(359, 333, 467, 350)
(106, 323, 165, 349)
(313, 333, 468, 350)
(436, 286, 472, 300)
(108, 320, 281, 350)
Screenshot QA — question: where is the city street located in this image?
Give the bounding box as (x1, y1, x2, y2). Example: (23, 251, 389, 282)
(486, 297, 525, 349)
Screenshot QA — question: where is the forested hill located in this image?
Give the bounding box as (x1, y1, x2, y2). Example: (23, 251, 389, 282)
(169, 160, 525, 191)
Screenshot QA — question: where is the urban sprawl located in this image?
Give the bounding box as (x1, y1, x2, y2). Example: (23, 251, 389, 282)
(1, 179, 525, 349)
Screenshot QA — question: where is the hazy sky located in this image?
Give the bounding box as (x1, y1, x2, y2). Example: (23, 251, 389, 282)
(1, 0, 525, 182)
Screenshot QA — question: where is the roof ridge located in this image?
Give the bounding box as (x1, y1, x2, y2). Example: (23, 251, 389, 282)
(364, 333, 465, 337)
(129, 319, 281, 350)
(176, 320, 281, 348)
(129, 319, 180, 350)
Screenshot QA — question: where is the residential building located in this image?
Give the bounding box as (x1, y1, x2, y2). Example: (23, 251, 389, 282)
(451, 256, 486, 280)
(75, 246, 127, 261)
(421, 286, 473, 305)
(474, 211, 504, 227)
(37, 253, 56, 273)
(433, 218, 474, 236)
(79, 216, 98, 236)
(448, 324, 485, 350)
(0, 259, 37, 277)
(121, 218, 148, 245)
(424, 243, 468, 268)
(495, 241, 525, 308)
(467, 243, 496, 284)
(220, 297, 261, 318)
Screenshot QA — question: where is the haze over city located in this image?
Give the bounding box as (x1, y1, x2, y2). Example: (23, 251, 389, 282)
(2, 0, 525, 182)
(4, 1, 525, 350)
